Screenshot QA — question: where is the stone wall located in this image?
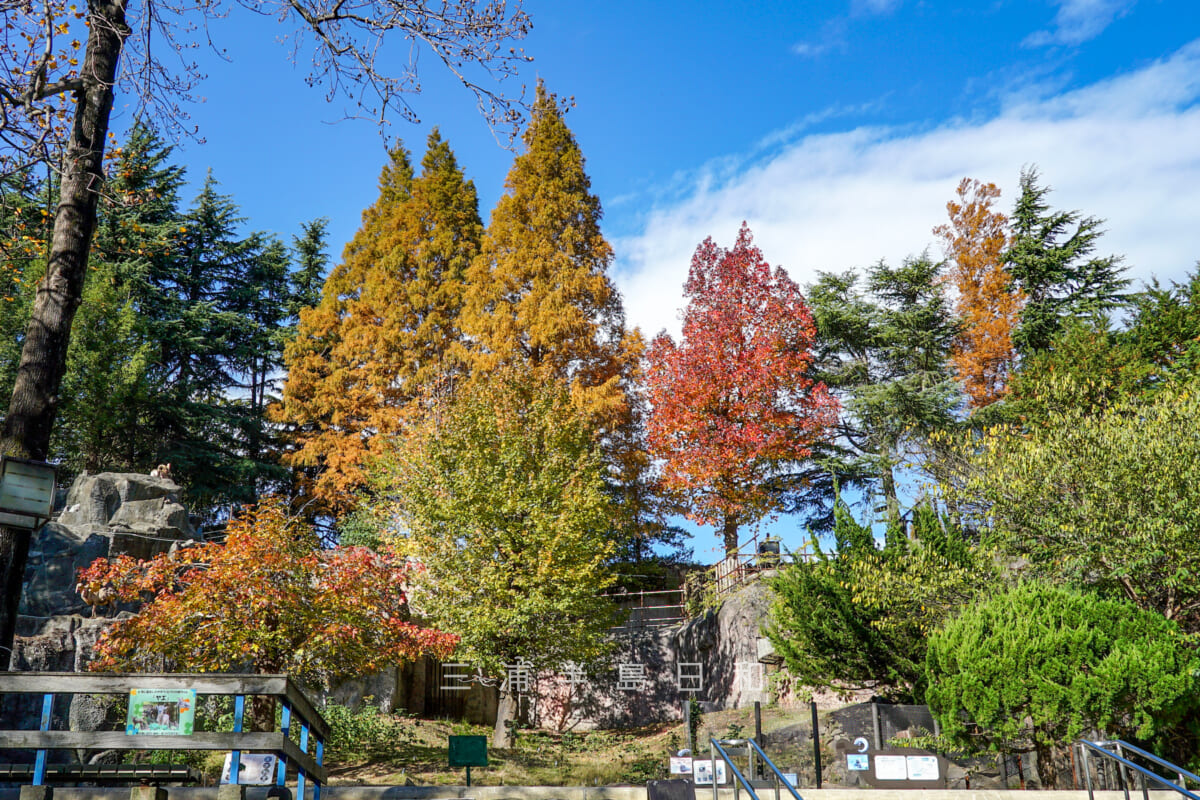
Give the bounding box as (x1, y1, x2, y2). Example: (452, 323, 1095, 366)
(527, 580, 781, 730)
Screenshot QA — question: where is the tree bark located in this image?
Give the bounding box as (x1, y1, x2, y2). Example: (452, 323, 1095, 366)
(722, 515, 739, 557)
(0, 0, 128, 668)
(492, 685, 517, 748)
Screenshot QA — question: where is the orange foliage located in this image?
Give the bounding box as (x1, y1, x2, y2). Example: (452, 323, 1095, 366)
(934, 178, 1023, 408)
(78, 498, 457, 682)
(274, 134, 481, 515)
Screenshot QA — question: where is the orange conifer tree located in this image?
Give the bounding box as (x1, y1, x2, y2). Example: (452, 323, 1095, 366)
(460, 82, 658, 553)
(275, 132, 483, 515)
(934, 178, 1023, 408)
(460, 81, 642, 429)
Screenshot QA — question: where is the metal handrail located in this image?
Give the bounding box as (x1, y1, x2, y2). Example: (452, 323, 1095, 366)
(711, 738, 762, 800)
(710, 738, 805, 800)
(1101, 740, 1200, 787)
(1078, 740, 1200, 800)
(746, 736, 806, 800)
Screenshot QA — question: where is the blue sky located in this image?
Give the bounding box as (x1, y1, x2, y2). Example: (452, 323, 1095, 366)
(112, 0, 1200, 558)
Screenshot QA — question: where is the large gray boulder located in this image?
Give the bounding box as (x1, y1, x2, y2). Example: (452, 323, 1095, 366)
(19, 472, 196, 620)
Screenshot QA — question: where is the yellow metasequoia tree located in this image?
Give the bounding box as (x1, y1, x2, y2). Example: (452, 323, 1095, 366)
(459, 82, 652, 548)
(934, 178, 1024, 408)
(462, 86, 641, 422)
(275, 131, 482, 515)
(461, 82, 642, 422)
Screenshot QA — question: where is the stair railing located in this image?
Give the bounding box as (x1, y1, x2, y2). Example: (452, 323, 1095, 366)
(710, 737, 805, 800)
(1078, 739, 1200, 800)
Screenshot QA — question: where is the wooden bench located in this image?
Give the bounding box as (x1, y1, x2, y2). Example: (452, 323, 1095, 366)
(0, 673, 328, 796)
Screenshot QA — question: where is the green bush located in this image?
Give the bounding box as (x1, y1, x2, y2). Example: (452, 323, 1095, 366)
(322, 703, 412, 759)
(927, 582, 1200, 786)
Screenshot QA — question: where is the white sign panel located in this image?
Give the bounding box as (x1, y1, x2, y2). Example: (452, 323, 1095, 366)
(670, 757, 693, 775)
(906, 755, 940, 781)
(221, 753, 278, 785)
(875, 755, 908, 780)
(693, 759, 728, 785)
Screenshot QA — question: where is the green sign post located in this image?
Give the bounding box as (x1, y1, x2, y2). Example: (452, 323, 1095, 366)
(448, 735, 488, 786)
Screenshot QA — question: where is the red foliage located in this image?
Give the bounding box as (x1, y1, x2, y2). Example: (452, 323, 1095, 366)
(77, 498, 456, 683)
(645, 224, 838, 553)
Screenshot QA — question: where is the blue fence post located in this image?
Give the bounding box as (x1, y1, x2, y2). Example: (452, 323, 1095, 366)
(297, 721, 309, 800)
(313, 737, 324, 800)
(230, 694, 245, 786)
(276, 701, 292, 786)
(32, 692, 53, 785)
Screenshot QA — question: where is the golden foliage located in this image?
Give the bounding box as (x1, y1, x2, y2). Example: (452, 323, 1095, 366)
(934, 178, 1023, 408)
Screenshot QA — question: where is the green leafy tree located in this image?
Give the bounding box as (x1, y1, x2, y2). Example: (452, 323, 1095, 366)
(806, 255, 961, 528)
(1003, 167, 1128, 355)
(997, 270, 1200, 426)
(360, 366, 619, 746)
(277, 132, 482, 516)
(926, 583, 1200, 786)
(766, 497, 991, 701)
(946, 377, 1200, 631)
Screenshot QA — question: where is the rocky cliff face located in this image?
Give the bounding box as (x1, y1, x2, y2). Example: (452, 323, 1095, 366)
(12, 472, 197, 671)
(530, 580, 782, 730)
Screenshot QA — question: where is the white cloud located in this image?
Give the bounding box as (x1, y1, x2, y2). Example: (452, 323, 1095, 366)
(790, 40, 836, 58)
(851, 0, 902, 15)
(1024, 0, 1136, 47)
(614, 40, 1200, 341)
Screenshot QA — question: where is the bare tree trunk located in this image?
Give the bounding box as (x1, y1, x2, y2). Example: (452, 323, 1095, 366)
(0, 0, 128, 668)
(722, 515, 739, 557)
(492, 686, 517, 748)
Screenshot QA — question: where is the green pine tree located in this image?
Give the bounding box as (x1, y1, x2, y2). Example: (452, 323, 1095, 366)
(806, 255, 961, 529)
(1004, 167, 1128, 355)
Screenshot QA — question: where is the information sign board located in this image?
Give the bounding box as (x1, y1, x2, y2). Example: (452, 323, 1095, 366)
(221, 753, 277, 785)
(126, 689, 195, 735)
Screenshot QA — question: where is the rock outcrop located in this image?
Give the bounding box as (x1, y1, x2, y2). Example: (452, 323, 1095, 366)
(13, 472, 197, 669)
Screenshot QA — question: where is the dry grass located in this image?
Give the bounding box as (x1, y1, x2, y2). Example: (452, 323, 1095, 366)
(324, 705, 815, 787)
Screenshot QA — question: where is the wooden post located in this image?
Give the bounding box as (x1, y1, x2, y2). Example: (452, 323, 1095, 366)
(871, 701, 882, 750)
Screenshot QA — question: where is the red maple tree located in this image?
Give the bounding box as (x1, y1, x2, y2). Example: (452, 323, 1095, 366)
(645, 224, 838, 555)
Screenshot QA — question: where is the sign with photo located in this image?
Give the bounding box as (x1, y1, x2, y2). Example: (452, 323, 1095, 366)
(693, 759, 728, 785)
(847, 753, 869, 771)
(125, 689, 195, 736)
(669, 757, 694, 775)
